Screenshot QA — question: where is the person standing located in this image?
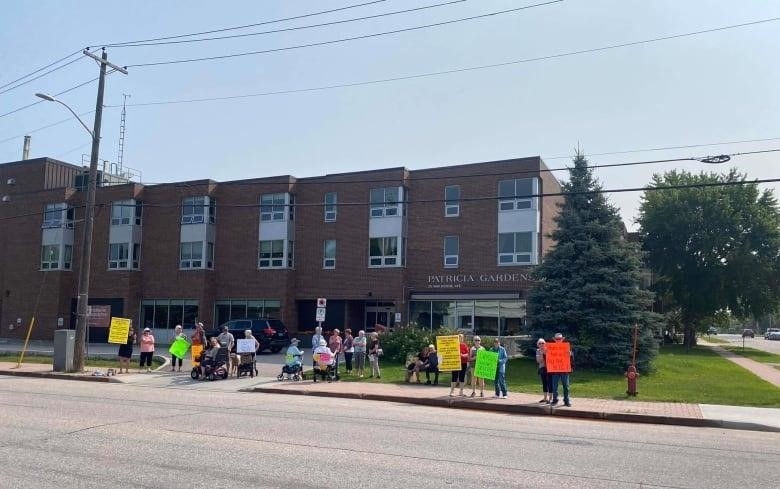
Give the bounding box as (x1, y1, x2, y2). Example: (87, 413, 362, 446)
(170, 325, 187, 372)
(368, 332, 381, 379)
(449, 334, 469, 397)
(217, 324, 235, 351)
(492, 338, 508, 399)
(311, 326, 324, 369)
(535, 338, 552, 403)
(329, 329, 343, 375)
(244, 329, 261, 376)
(139, 327, 155, 373)
(343, 329, 355, 374)
(469, 336, 485, 397)
(550, 333, 574, 407)
(117, 326, 136, 374)
(353, 330, 367, 378)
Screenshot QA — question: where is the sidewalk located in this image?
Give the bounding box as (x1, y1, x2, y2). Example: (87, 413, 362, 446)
(248, 380, 780, 433)
(705, 344, 780, 388)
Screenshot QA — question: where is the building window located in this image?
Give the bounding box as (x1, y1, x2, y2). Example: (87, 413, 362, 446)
(142, 299, 199, 330)
(498, 178, 536, 211)
(207, 242, 214, 268)
(63, 245, 72, 270)
(109, 243, 129, 269)
(259, 240, 285, 268)
(111, 200, 141, 225)
(42, 203, 73, 228)
(180, 241, 203, 269)
(323, 239, 336, 269)
(445, 185, 460, 217)
(370, 187, 402, 218)
(324, 192, 337, 222)
(214, 299, 281, 326)
(444, 236, 459, 267)
(498, 231, 535, 265)
(41, 245, 59, 270)
(260, 193, 287, 221)
(181, 197, 214, 224)
(369, 237, 399, 267)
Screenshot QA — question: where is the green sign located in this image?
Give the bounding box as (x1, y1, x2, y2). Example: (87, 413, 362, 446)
(169, 337, 190, 360)
(473, 349, 498, 381)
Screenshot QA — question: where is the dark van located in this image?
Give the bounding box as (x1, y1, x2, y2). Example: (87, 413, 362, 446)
(208, 318, 290, 353)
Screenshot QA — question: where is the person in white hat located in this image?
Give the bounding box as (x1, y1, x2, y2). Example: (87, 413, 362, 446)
(139, 328, 155, 373)
(535, 338, 551, 403)
(550, 333, 573, 407)
(284, 338, 303, 379)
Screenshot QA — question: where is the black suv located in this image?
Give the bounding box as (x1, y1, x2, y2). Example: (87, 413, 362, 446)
(209, 318, 290, 353)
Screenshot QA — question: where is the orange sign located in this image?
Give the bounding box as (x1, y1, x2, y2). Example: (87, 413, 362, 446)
(545, 342, 572, 373)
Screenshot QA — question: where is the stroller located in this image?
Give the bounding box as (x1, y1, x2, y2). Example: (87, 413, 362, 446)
(277, 352, 303, 381)
(191, 347, 229, 381)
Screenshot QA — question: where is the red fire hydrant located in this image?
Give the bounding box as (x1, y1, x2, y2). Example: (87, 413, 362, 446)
(625, 365, 639, 396)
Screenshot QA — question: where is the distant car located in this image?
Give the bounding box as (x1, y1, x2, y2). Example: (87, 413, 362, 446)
(764, 328, 780, 340)
(741, 329, 755, 338)
(208, 318, 290, 353)
(706, 326, 718, 335)
(768, 331, 780, 341)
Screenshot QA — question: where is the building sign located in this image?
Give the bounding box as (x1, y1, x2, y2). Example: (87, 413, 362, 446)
(87, 305, 112, 328)
(426, 273, 540, 289)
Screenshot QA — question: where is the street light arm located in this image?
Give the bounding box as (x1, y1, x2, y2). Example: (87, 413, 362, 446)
(53, 99, 95, 139)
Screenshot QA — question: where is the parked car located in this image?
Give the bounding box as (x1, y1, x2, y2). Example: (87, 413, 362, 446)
(706, 326, 718, 335)
(764, 328, 780, 340)
(741, 329, 755, 338)
(768, 330, 780, 341)
(208, 318, 290, 353)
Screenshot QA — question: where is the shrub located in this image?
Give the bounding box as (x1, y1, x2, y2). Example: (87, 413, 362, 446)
(379, 325, 459, 363)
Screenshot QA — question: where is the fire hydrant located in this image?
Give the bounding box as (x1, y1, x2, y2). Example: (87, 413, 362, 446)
(625, 365, 639, 396)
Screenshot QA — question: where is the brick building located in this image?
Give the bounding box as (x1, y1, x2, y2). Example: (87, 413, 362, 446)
(0, 155, 562, 341)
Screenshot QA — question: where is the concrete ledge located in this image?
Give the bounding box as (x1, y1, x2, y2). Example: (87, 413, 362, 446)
(0, 369, 122, 383)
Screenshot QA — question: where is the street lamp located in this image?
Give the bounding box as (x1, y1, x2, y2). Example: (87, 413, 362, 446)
(35, 86, 104, 372)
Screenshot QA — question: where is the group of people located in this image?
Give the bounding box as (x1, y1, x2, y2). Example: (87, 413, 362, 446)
(444, 334, 509, 399)
(307, 327, 382, 378)
(117, 325, 157, 373)
(535, 333, 573, 407)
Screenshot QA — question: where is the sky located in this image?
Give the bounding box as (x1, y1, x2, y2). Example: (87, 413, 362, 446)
(1, 0, 779, 230)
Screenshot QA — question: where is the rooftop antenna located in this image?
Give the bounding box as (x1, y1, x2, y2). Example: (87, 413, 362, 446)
(117, 93, 130, 170)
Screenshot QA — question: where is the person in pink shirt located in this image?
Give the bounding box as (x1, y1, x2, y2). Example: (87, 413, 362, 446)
(139, 327, 155, 373)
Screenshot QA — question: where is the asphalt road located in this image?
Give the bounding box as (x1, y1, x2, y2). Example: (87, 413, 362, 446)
(716, 333, 780, 354)
(1, 377, 778, 489)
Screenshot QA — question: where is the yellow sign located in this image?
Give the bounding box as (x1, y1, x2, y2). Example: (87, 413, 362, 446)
(436, 335, 461, 372)
(107, 317, 132, 344)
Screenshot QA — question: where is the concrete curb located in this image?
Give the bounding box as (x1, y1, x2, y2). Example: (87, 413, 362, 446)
(248, 387, 780, 433)
(0, 369, 122, 383)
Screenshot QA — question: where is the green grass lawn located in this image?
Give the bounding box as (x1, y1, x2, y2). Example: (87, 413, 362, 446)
(701, 335, 730, 344)
(0, 354, 164, 369)
(343, 345, 780, 407)
(721, 346, 780, 364)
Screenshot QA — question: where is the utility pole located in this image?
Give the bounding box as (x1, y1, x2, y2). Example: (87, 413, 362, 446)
(72, 49, 127, 372)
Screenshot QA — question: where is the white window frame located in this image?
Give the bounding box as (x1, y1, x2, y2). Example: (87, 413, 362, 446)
(258, 239, 286, 269)
(444, 236, 459, 267)
(111, 200, 133, 225)
(41, 245, 59, 270)
(181, 197, 206, 224)
(498, 231, 536, 265)
(324, 192, 337, 222)
(42, 203, 73, 229)
(206, 242, 214, 269)
(369, 187, 402, 218)
(63, 244, 72, 270)
(323, 239, 336, 269)
(260, 193, 287, 222)
(109, 243, 130, 269)
(369, 237, 399, 267)
(498, 178, 537, 211)
(445, 185, 460, 217)
(180, 241, 204, 269)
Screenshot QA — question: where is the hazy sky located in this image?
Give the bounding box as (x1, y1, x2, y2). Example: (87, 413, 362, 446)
(1, 0, 778, 230)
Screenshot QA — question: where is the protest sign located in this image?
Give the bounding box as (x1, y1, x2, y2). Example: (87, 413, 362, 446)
(545, 342, 572, 373)
(107, 317, 132, 344)
(436, 335, 461, 371)
(473, 349, 498, 380)
(236, 339, 256, 354)
(169, 337, 190, 359)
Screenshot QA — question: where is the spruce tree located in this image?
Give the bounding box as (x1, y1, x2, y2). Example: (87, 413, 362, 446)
(528, 153, 660, 371)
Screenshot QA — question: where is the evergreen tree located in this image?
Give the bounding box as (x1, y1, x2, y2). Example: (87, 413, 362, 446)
(528, 153, 660, 371)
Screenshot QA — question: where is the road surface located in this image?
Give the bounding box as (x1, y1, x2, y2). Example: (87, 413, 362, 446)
(716, 333, 780, 354)
(1, 377, 778, 488)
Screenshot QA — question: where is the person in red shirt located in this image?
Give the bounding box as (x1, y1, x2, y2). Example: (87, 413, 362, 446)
(449, 334, 469, 397)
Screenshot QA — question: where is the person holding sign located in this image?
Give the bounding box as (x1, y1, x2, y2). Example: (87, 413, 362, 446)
(548, 333, 574, 407)
(469, 337, 486, 398)
(170, 325, 187, 372)
(449, 334, 469, 397)
(117, 326, 136, 374)
(492, 338, 509, 399)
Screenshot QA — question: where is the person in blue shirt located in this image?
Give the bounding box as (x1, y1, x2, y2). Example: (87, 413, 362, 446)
(285, 338, 303, 379)
(492, 338, 509, 399)
(311, 326, 324, 368)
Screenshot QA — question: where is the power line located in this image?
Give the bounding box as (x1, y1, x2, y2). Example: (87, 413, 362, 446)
(0, 110, 96, 145)
(0, 57, 84, 97)
(0, 50, 82, 91)
(126, 1, 564, 67)
(2, 176, 778, 223)
(98, 0, 389, 47)
(106, 16, 780, 108)
(0, 76, 100, 119)
(106, 0, 467, 48)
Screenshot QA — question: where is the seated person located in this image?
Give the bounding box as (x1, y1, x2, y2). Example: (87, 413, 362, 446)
(422, 344, 440, 385)
(284, 338, 304, 377)
(312, 339, 334, 382)
(199, 337, 221, 379)
(406, 346, 429, 383)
